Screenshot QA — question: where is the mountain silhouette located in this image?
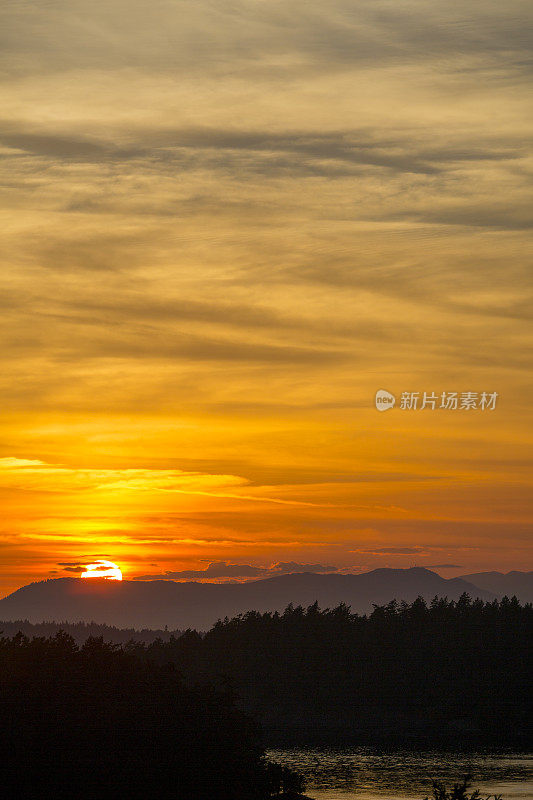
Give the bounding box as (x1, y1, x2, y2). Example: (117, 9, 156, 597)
(460, 570, 533, 603)
(0, 567, 498, 629)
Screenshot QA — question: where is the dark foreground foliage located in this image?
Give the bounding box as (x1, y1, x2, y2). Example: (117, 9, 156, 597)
(0, 632, 303, 799)
(144, 594, 532, 746)
(424, 775, 502, 800)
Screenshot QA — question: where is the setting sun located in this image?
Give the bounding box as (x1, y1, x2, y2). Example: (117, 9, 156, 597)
(81, 560, 123, 581)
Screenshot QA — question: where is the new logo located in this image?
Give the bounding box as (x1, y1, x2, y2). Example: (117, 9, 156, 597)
(375, 389, 396, 411)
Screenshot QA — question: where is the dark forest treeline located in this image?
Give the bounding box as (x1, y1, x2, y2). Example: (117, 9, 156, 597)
(0, 631, 305, 799)
(0, 596, 530, 797)
(0, 617, 183, 644)
(141, 594, 532, 747)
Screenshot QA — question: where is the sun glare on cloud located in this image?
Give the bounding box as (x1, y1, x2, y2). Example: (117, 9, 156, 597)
(81, 560, 123, 580)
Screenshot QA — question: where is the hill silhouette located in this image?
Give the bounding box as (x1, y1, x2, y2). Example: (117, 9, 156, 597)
(460, 571, 533, 603)
(0, 567, 497, 629)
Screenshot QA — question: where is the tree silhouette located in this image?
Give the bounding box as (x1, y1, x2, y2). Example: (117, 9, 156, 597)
(424, 775, 503, 800)
(0, 631, 304, 798)
(141, 594, 531, 747)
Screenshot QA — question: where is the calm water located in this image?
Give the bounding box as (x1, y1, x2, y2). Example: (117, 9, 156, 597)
(266, 748, 533, 800)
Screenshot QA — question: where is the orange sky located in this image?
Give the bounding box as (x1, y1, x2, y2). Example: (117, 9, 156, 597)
(0, 0, 532, 595)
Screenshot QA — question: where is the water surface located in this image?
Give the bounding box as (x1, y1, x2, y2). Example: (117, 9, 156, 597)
(267, 748, 533, 800)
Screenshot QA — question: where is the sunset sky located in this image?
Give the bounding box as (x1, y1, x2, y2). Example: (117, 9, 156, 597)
(1, 0, 531, 594)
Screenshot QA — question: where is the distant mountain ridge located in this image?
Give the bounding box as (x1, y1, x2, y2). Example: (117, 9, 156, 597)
(0, 566, 512, 630)
(460, 570, 533, 604)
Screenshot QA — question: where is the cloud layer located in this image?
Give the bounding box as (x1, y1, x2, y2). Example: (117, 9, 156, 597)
(0, 0, 531, 591)
(133, 561, 338, 581)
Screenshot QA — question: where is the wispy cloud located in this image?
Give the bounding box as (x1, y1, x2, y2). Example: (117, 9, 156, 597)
(355, 547, 426, 555)
(134, 560, 338, 581)
(0, 457, 327, 510)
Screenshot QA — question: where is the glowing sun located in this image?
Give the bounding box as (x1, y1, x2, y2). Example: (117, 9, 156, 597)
(81, 560, 123, 580)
